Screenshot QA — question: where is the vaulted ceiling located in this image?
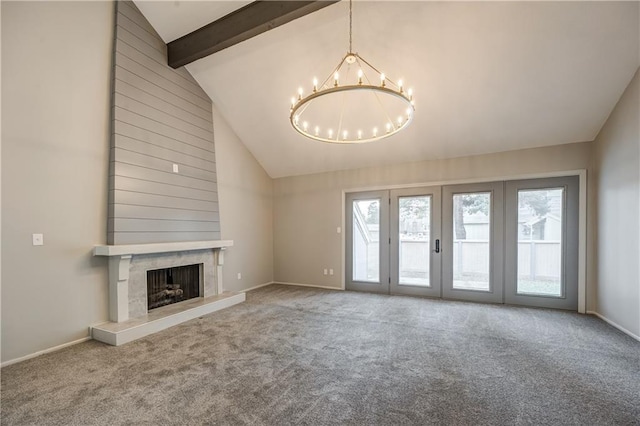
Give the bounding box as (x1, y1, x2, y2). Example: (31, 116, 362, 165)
(135, 1, 640, 178)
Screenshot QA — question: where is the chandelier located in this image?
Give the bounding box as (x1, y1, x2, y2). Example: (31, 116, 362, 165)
(289, 0, 414, 144)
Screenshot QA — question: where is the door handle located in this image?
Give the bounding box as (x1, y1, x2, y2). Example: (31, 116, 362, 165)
(435, 239, 440, 253)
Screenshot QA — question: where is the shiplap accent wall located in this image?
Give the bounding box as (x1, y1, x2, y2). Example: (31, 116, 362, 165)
(109, 1, 220, 244)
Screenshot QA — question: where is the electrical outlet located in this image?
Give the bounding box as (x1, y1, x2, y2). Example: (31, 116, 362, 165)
(323, 269, 328, 275)
(172, 164, 179, 173)
(337, 227, 341, 234)
(329, 269, 334, 275)
(32, 233, 44, 246)
(237, 273, 242, 280)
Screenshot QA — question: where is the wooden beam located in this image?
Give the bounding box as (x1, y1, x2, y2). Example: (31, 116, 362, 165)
(167, 1, 339, 69)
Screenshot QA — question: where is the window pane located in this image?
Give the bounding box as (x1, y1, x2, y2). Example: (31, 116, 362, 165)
(453, 193, 491, 291)
(517, 188, 563, 296)
(399, 196, 430, 287)
(352, 199, 380, 282)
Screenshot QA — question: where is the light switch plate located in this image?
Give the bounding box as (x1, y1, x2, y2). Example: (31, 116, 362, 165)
(329, 269, 334, 275)
(172, 164, 179, 173)
(337, 227, 341, 234)
(32, 233, 44, 246)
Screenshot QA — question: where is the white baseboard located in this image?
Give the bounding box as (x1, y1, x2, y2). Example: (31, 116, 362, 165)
(240, 281, 276, 292)
(274, 281, 343, 291)
(1, 336, 92, 368)
(587, 311, 640, 341)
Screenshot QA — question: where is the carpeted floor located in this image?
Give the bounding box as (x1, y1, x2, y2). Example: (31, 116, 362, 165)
(1, 284, 639, 425)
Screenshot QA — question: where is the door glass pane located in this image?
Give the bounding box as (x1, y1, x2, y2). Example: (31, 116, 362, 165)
(453, 193, 491, 291)
(352, 199, 380, 282)
(399, 196, 430, 287)
(517, 188, 563, 296)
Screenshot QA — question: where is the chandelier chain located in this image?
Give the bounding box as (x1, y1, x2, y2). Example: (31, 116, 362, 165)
(349, 0, 353, 53)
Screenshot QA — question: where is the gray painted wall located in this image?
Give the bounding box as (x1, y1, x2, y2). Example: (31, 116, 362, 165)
(1, 1, 113, 363)
(213, 107, 274, 291)
(273, 142, 593, 297)
(592, 67, 640, 337)
(110, 1, 220, 244)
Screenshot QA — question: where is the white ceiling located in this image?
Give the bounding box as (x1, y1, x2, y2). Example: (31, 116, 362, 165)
(135, 1, 640, 179)
(134, 1, 253, 43)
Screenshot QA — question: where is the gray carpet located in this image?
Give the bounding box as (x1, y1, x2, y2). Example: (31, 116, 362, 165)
(1, 284, 639, 425)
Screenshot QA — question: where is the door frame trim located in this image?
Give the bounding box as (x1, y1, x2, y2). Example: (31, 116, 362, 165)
(341, 169, 587, 313)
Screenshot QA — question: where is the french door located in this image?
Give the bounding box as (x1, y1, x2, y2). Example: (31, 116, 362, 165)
(390, 187, 442, 298)
(345, 191, 390, 294)
(504, 176, 579, 310)
(345, 176, 579, 310)
(346, 187, 441, 297)
(442, 182, 504, 304)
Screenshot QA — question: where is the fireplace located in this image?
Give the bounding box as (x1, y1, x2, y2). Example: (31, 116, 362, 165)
(147, 264, 201, 310)
(92, 240, 245, 346)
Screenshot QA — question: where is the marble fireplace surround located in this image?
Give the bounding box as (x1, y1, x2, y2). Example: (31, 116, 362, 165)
(91, 240, 244, 345)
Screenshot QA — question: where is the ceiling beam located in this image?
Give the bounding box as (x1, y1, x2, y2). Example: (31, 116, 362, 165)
(167, 1, 340, 69)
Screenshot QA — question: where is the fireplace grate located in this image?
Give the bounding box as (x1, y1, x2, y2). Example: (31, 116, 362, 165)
(147, 264, 200, 310)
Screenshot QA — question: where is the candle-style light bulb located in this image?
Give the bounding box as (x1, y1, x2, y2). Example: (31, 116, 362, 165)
(408, 88, 413, 100)
(357, 130, 362, 140)
(343, 130, 348, 140)
(334, 72, 339, 86)
(313, 77, 318, 92)
(298, 87, 303, 100)
(386, 122, 391, 133)
(398, 79, 404, 93)
(397, 116, 403, 126)
(315, 126, 320, 136)
(380, 73, 386, 87)
(358, 69, 363, 85)
(406, 108, 412, 117)
(303, 121, 308, 131)
(328, 129, 333, 138)
(294, 114, 299, 124)
(373, 127, 378, 137)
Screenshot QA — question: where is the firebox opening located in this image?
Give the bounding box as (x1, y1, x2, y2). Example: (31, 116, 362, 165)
(147, 264, 201, 310)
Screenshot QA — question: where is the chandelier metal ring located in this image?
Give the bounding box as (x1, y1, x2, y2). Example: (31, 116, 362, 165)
(290, 84, 415, 144)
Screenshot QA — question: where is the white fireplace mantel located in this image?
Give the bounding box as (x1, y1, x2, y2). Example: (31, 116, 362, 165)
(93, 240, 234, 257)
(93, 240, 234, 322)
